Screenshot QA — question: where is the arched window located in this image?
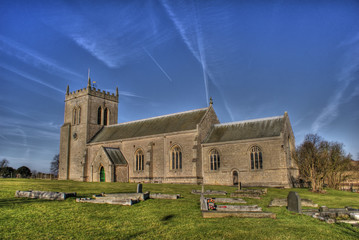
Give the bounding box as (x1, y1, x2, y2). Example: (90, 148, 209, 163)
(73, 108, 77, 125)
(250, 146, 263, 170)
(135, 149, 144, 171)
(77, 107, 81, 124)
(209, 149, 220, 170)
(104, 108, 108, 126)
(97, 107, 102, 125)
(171, 145, 182, 170)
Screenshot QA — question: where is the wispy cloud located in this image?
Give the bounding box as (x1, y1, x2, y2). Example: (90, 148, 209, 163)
(311, 35, 359, 132)
(0, 63, 64, 94)
(118, 91, 146, 99)
(160, 0, 234, 120)
(41, 2, 172, 69)
(0, 35, 82, 80)
(143, 47, 173, 82)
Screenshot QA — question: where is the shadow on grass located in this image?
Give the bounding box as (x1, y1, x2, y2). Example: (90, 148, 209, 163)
(161, 214, 175, 222)
(336, 222, 359, 238)
(0, 198, 51, 207)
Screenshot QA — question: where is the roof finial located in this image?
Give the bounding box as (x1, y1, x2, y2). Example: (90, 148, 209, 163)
(116, 87, 119, 96)
(209, 97, 213, 106)
(66, 85, 69, 95)
(87, 68, 91, 88)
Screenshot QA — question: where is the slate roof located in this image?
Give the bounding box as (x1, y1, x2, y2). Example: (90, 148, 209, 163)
(90, 108, 208, 143)
(204, 116, 284, 143)
(103, 147, 127, 165)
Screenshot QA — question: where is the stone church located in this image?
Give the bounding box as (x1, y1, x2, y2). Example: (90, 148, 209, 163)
(58, 80, 298, 187)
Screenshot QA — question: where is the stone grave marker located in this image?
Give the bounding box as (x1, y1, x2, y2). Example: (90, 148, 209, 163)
(287, 191, 302, 213)
(137, 183, 143, 193)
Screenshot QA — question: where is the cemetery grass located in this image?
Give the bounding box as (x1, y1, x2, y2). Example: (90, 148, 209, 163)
(0, 179, 358, 240)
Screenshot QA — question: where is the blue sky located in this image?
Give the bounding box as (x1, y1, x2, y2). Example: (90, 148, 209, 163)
(1, 0, 358, 172)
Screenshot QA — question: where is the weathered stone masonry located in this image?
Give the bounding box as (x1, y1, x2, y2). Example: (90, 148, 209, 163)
(59, 81, 299, 187)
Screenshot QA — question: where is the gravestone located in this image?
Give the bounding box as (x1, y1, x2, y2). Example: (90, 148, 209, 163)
(137, 183, 142, 193)
(287, 191, 302, 213)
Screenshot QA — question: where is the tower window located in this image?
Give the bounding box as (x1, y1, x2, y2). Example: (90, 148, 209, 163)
(73, 108, 77, 125)
(250, 146, 263, 170)
(104, 108, 108, 125)
(97, 107, 102, 125)
(77, 107, 81, 124)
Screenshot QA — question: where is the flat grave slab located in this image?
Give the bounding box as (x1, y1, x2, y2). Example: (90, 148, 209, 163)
(15, 190, 76, 201)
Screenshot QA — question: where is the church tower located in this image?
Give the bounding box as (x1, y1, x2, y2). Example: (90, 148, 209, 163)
(58, 79, 118, 181)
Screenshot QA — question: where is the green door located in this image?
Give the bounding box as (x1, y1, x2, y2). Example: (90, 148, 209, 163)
(100, 167, 105, 182)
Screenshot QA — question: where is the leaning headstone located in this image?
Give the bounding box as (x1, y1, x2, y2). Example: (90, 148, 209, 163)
(137, 183, 142, 193)
(287, 191, 302, 213)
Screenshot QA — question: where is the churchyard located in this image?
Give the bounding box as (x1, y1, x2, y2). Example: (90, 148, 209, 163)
(1, 179, 358, 239)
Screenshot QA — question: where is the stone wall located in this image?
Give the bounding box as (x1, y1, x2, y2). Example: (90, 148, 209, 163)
(202, 136, 293, 187)
(86, 130, 201, 184)
(58, 85, 118, 182)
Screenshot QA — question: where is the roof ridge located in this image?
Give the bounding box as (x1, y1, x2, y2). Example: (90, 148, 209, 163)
(214, 115, 283, 127)
(106, 107, 209, 127)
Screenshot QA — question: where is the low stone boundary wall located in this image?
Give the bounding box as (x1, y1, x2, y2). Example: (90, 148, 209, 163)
(15, 190, 76, 200)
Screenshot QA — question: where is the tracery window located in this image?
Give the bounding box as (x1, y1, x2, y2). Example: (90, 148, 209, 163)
(135, 149, 144, 171)
(97, 107, 102, 125)
(209, 149, 220, 171)
(171, 145, 182, 170)
(250, 146, 263, 170)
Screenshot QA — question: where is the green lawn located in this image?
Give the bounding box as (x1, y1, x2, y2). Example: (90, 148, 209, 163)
(0, 179, 358, 239)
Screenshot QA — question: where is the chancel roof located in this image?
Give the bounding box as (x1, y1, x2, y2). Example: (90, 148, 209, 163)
(103, 147, 127, 165)
(204, 116, 284, 143)
(90, 108, 208, 143)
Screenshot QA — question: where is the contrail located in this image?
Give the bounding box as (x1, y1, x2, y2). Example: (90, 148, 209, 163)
(0, 35, 82, 80)
(161, 0, 209, 101)
(0, 63, 64, 94)
(143, 47, 173, 82)
(160, 0, 235, 120)
(312, 37, 359, 132)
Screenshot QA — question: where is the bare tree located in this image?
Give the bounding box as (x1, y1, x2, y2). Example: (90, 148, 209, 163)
(325, 142, 351, 189)
(50, 154, 59, 177)
(295, 134, 352, 192)
(0, 159, 9, 168)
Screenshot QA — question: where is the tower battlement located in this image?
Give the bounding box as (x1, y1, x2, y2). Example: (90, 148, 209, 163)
(65, 83, 119, 102)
